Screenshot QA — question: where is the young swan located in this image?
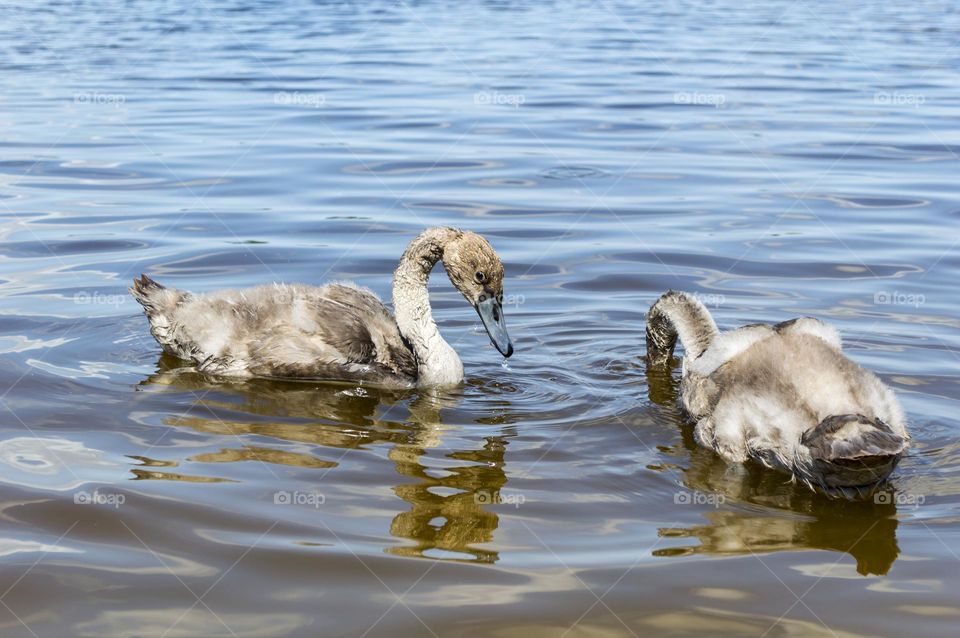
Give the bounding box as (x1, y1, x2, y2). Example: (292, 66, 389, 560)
(130, 227, 513, 387)
(646, 291, 908, 492)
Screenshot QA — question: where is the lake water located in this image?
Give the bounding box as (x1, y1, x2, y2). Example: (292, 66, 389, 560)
(1, 0, 959, 636)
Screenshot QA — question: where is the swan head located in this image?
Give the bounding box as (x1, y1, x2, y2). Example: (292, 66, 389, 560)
(442, 231, 514, 358)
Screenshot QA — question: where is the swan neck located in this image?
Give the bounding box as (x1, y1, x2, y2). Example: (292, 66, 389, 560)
(392, 228, 464, 385)
(646, 291, 719, 365)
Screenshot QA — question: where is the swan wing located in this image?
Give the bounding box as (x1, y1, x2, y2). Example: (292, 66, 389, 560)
(246, 283, 417, 382)
(134, 278, 416, 382)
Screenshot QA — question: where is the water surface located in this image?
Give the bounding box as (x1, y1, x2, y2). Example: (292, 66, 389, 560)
(1, 1, 960, 636)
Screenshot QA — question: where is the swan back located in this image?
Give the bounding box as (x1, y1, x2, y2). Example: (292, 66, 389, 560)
(132, 276, 417, 383)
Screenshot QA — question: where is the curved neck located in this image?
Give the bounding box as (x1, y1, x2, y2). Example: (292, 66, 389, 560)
(646, 291, 719, 365)
(392, 228, 464, 386)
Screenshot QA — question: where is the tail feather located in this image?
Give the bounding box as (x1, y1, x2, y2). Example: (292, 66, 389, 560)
(646, 290, 719, 365)
(129, 274, 168, 315)
(801, 414, 908, 488)
(129, 274, 190, 354)
(130, 274, 189, 315)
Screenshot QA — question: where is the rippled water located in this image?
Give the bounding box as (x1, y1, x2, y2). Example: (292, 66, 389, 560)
(2, 0, 960, 636)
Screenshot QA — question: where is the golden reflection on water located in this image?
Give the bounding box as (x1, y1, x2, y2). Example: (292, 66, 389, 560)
(131, 354, 907, 574)
(138, 355, 509, 563)
(646, 363, 901, 576)
(387, 431, 509, 563)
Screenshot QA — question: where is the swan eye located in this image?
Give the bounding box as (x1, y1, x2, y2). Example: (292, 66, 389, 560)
(475, 271, 486, 283)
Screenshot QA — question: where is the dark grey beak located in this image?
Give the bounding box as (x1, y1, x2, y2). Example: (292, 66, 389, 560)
(476, 293, 513, 357)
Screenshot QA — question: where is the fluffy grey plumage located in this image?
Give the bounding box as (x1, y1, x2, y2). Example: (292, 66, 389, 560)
(646, 291, 909, 491)
(130, 227, 513, 387)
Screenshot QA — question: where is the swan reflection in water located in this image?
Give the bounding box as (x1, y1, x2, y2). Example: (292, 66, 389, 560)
(136, 355, 902, 574)
(137, 354, 514, 563)
(646, 364, 901, 576)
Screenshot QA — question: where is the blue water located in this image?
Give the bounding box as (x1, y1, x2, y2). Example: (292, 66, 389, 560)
(1, 1, 960, 636)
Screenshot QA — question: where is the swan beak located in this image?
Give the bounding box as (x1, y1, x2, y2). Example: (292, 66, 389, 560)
(476, 294, 513, 358)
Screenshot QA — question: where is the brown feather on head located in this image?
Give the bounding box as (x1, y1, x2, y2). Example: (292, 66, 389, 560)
(441, 232, 504, 298)
(441, 230, 513, 357)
